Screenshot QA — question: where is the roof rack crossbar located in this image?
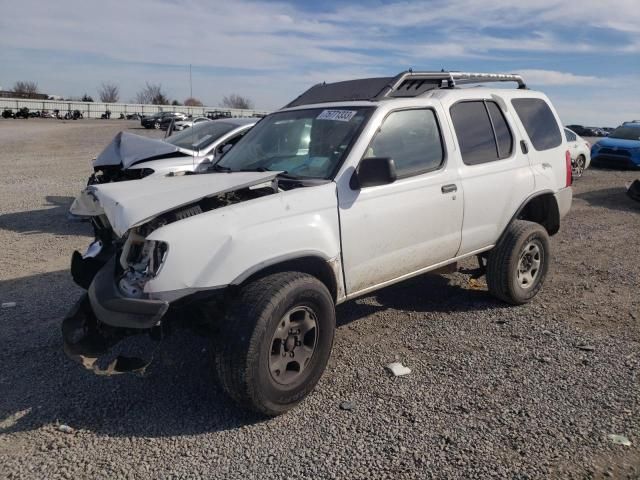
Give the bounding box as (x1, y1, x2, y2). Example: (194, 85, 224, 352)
(380, 71, 526, 98)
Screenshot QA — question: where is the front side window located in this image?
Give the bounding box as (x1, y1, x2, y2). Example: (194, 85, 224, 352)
(511, 98, 562, 151)
(217, 107, 373, 179)
(364, 109, 444, 177)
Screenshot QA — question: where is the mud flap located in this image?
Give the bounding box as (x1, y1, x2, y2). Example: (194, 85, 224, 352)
(62, 294, 155, 375)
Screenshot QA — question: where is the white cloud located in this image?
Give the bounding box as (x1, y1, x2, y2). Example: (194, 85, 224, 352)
(517, 70, 601, 86)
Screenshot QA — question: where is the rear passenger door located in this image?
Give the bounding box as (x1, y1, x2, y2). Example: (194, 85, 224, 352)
(450, 99, 534, 254)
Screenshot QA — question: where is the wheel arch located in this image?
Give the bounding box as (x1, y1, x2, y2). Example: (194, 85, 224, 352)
(500, 191, 560, 243)
(231, 253, 341, 303)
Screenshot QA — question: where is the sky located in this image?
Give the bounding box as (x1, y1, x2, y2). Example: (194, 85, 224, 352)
(1, 0, 638, 126)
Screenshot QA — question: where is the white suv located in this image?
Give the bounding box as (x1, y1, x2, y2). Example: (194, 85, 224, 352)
(63, 71, 572, 415)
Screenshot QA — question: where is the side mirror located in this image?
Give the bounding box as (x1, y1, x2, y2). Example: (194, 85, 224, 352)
(350, 157, 397, 189)
(217, 143, 233, 156)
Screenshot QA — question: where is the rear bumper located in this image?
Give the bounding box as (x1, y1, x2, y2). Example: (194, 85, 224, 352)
(554, 186, 572, 220)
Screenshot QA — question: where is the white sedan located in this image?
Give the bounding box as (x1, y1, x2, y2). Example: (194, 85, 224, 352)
(565, 127, 591, 178)
(174, 116, 210, 131)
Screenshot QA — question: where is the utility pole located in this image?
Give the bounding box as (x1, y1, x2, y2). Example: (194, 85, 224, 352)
(189, 64, 193, 99)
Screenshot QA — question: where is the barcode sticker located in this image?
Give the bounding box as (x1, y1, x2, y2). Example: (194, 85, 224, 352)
(316, 110, 357, 122)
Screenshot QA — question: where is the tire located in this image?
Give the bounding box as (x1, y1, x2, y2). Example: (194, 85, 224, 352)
(573, 155, 586, 178)
(153, 121, 160, 129)
(214, 272, 335, 416)
(486, 220, 551, 305)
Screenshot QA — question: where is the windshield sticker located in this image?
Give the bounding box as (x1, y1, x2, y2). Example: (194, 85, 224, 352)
(316, 110, 358, 122)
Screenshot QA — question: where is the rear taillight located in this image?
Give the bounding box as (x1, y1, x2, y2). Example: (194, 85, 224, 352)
(565, 150, 572, 187)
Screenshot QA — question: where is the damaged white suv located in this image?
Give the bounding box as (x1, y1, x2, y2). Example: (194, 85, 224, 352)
(63, 71, 572, 415)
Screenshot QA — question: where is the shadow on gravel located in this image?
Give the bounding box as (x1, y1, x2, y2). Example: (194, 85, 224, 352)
(0, 268, 499, 438)
(336, 272, 504, 327)
(0, 271, 264, 438)
(0, 196, 91, 236)
(574, 187, 640, 212)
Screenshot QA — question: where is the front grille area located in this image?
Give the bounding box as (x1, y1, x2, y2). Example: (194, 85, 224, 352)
(599, 148, 631, 157)
(592, 155, 640, 169)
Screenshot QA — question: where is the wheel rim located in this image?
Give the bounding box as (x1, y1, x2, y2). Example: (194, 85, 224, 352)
(154, 122, 160, 129)
(516, 240, 542, 289)
(269, 306, 318, 386)
(573, 156, 585, 177)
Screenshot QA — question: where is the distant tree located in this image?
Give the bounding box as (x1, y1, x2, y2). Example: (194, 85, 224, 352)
(135, 82, 170, 105)
(221, 94, 253, 109)
(12, 81, 39, 98)
(98, 82, 119, 103)
(171, 100, 181, 106)
(81, 93, 94, 102)
(184, 97, 203, 107)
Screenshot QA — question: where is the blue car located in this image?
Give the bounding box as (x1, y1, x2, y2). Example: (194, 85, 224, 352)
(591, 121, 640, 169)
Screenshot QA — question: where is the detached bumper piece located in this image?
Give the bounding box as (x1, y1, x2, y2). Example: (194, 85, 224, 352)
(62, 294, 157, 375)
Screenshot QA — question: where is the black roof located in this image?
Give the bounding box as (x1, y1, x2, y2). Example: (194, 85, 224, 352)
(284, 71, 526, 108)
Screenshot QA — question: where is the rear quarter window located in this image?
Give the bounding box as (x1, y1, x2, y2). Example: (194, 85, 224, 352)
(511, 98, 562, 151)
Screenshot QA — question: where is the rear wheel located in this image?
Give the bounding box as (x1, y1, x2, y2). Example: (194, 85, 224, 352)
(573, 155, 586, 178)
(214, 272, 335, 416)
(486, 220, 550, 305)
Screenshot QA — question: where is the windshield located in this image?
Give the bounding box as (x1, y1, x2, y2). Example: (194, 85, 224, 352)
(166, 121, 236, 151)
(609, 126, 640, 141)
(216, 107, 373, 179)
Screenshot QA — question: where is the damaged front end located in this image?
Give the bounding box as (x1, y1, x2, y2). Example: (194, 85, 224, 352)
(63, 176, 278, 375)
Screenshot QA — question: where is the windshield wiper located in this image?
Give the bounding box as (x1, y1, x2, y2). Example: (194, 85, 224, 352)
(238, 167, 302, 180)
(209, 163, 232, 172)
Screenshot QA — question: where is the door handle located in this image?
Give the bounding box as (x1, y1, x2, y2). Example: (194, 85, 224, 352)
(441, 184, 457, 194)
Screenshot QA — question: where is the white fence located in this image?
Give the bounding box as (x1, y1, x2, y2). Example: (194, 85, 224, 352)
(0, 97, 269, 119)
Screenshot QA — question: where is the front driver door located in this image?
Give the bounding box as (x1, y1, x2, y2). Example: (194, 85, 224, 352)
(338, 107, 463, 296)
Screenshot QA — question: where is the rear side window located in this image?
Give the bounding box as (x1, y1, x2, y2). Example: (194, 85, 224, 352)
(564, 128, 576, 141)
(511, 98, 562, 151)
(486, 102, 513, 159)
(365, 109, 444, 177)
(450, 101, 513, 165)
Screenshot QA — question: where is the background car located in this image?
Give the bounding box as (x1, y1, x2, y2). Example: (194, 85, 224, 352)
(564, 128, 591, 178)
(141, 112, 187, 129)
(566, 124, 598, 137)
(591, 121, 640, 169)
(173, 116, 210, 131)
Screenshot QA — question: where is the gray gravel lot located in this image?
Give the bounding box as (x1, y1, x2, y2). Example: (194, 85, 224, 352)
(0, 120, 639, 479)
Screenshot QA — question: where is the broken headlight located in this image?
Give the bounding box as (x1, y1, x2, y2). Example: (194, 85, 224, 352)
(118, 233, 168, 298)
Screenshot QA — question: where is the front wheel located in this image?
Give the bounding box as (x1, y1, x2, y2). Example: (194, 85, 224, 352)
(153, 121, 160, 129)
(486, 220, 551, 305)
(214, 272, 335, 416)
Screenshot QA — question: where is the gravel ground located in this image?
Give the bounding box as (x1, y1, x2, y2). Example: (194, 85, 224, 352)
(0, 120, 638, 479)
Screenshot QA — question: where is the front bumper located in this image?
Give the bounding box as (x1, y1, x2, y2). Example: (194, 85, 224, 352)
(591, 153, 640, 170)
(89, 259, 169, 329)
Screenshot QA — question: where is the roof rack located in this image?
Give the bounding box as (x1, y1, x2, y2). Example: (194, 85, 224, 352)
(285, 70, 527, 108)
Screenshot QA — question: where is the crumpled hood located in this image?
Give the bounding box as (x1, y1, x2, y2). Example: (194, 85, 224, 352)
(93, 131, 187, 169)
(77, 171, 278, 236)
